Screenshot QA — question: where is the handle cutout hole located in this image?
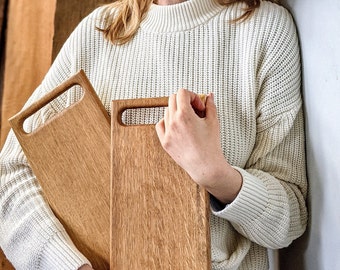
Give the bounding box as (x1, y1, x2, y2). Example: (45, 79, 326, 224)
(23, 86, 84, 133)
(121, 107, 166, 126)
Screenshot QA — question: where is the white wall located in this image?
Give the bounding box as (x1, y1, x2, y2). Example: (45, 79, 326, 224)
(279, 0, 340, 269)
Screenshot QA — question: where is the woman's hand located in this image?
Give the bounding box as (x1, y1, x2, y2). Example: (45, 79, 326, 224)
(155, 89, 242, 204)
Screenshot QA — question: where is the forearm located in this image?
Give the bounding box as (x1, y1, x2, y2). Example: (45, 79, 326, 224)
(196, 156, 243, 204)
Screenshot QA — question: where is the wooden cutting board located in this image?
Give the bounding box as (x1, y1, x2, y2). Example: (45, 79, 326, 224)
(110, 98, 211, 269)
(9, 70, 110, 269)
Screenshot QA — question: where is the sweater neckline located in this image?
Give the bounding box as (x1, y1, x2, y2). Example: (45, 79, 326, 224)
(141, 0, 224, 33)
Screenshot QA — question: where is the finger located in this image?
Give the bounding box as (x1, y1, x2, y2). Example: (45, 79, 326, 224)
(176, 89, 205, 112)
(168, 93, 177, 116)
(191, 94, 206, 112)
(205, 93, 218, 119)
(155, 118, 165, 140)
(164, 107, 169, 130)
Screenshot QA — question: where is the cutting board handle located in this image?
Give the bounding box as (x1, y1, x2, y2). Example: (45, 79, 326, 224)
(111, 97, 169, 127)
(9, 69, 96, 135)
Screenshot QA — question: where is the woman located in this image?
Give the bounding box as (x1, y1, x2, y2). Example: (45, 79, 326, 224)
(0, 0, 308, 269)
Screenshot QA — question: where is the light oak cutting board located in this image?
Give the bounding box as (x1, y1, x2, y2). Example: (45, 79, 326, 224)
(110, 98, 211, 269)
(9, 70, 110, 269)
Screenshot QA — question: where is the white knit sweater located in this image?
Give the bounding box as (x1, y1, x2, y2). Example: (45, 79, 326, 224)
(0, 0, 308, 269)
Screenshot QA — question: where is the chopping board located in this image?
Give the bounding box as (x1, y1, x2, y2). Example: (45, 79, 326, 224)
(9, 70, 110, 269)
(110, 98, 211, 269)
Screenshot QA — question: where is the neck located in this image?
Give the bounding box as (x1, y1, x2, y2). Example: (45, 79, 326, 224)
(155, 0, 187, 5)
(143, 0, 223, 33)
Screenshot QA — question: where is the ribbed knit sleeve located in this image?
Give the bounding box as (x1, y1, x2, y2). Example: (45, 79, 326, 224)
(211, 5, 308, 249)
(0, 13, 93, 270)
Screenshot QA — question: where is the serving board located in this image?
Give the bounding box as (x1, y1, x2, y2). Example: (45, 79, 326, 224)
(9, 70, 110, 269)
(110, 98, 211, 269)
(9, 70, 211, 269)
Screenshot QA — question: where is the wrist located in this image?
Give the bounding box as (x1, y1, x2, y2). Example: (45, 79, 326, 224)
(203, 162, 243, 204)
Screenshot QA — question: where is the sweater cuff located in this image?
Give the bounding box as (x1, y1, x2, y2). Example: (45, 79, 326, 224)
(40, 230, 91, 269)
(211, 167, 268, 226)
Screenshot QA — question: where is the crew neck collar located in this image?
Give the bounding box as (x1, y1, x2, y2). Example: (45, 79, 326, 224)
(141, 0, 224, 33)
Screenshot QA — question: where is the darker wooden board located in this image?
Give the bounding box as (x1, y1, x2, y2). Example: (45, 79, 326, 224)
(9, 70, 110, 269)
(110, 98, 211, 269)
(1, 0, 56, 147)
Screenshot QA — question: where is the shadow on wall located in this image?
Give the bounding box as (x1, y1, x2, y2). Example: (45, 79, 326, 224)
(278, 1, 314, 269)
(279, 1, 313, 269)
(280, 0, 340, 269)
(278, 1, 311, 268)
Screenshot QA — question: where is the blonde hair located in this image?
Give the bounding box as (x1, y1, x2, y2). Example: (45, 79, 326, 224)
(98, 0, 280, 45)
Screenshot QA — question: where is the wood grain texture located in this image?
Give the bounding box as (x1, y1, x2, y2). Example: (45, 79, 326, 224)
(0, 0, 56, 147)
(9, 70, 111, 269)
(111, 98, 211, 269)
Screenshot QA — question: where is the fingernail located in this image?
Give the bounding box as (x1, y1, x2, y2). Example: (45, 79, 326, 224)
(209, 92, 214, 102)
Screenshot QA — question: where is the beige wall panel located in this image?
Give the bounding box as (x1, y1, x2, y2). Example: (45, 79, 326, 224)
(0, 0, 56, 146)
